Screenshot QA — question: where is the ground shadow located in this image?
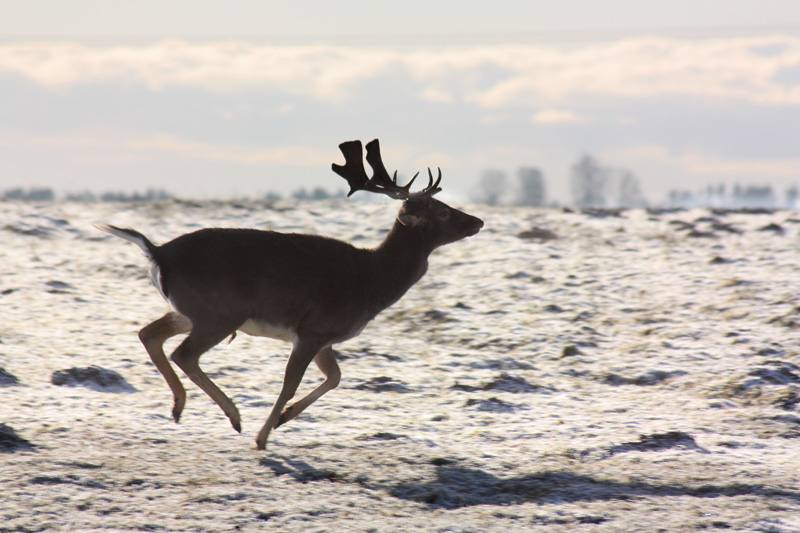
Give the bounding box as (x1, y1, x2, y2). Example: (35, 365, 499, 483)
(259, 456, 339, 483)
(384, 466, 800, 509)
(259, 455, 800, 510)
(0, 423, 36, 453)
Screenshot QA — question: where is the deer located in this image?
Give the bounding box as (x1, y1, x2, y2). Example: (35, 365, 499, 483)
(96, 139, 483, 450)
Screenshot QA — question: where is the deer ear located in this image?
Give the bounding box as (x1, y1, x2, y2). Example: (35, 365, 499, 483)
(397, 212, 424, 227)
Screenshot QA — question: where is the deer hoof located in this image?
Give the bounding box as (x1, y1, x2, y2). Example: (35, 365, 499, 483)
(172, 395, 185, 423)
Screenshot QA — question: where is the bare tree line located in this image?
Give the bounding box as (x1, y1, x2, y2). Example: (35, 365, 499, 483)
(471, 154, 646, 208)
(471, 154, 798, 209)
(4, 159, 795, 208)
(667, 183, 799, 209)
(1, 187, 173, 202)
(1, 187, 344, 203)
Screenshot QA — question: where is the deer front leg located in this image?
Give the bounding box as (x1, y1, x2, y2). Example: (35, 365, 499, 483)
(277, 345, 340, 427)
(256, 339, 325, 450)
(139, 312, 192, 423)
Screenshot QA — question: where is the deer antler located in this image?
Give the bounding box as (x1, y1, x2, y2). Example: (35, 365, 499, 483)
(332, 139, 441, 200)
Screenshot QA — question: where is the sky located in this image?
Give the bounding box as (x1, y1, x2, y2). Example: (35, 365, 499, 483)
(1, 1, 799, 204)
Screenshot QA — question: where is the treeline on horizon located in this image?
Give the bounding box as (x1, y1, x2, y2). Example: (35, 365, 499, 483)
(0, 186, 345, 203)
(2, 152, 797, 209)
(471, 154, 799, 210)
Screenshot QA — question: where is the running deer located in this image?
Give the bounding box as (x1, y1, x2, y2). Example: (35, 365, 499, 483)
(97, 139, 483, 449)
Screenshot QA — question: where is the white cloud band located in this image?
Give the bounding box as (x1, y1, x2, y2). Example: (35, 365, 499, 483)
(1, 36, 799, 107)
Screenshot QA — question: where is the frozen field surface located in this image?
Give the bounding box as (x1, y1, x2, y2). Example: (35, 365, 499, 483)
(1, 199, 800, 532)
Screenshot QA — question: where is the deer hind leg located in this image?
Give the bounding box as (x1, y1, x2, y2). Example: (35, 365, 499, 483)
(170, 320, 243, 433)
(276, 345, 340, 428)
(139, 312, 192, 424)
(256, 339, 328, 450)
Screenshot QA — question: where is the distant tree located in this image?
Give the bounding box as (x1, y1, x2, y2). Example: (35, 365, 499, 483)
(667, 182, 787, 208)
(668, 189, 693, 207)
(515, 167, 546, 206)
(65, 190, 98, 202)
(293, 187, 328, 200)
(616, 171, 647, 207)
(2, 187, 55, 201)
(99, 188, 172, 202)
(309, 187, 331, 200)
(290, 187, 343, 201)
(31, 188, 55, 201)
(139, 188, 172, 201)
(2, 188, 24, 200)
(733, 184, 775, 207)
(100, 191, 124, 202)
(471, 169, 508, 205)
(707, 183, 727, 206)
(785, 186, 799, 208)
(570, 155, 608, 207)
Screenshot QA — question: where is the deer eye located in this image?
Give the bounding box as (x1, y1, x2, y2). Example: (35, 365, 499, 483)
(437, 210, 450, 220)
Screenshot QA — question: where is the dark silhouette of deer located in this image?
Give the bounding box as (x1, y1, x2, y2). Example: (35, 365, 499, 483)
(97, 139, 483, 449)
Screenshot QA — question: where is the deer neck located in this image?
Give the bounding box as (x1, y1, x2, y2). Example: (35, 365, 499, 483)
(372, 219, 432, 300)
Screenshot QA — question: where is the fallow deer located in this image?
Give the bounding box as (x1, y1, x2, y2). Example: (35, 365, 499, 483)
(97, 139, 483, 449)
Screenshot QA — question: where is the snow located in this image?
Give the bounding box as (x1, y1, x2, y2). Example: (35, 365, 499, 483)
(1, 199, 800, 532)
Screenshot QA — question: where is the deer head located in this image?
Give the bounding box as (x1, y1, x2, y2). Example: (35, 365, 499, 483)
(332, 139, 483, 250)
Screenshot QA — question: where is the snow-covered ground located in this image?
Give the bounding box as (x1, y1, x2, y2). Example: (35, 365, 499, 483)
(2, 199, 800, 532)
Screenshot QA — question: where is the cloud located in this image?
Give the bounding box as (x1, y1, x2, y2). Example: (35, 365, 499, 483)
(1, 36, 799, 107)
(419, 87, 454, 104)
(531, 109, 582, 124)
(0, 41, 398, 100)
(468, 37, 800, 107)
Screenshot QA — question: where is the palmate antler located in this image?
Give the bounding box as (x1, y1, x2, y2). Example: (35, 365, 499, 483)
(331, 139, 442, 200)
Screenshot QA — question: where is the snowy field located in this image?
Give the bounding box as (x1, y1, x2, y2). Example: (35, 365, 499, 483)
(2, 198, 800, 532)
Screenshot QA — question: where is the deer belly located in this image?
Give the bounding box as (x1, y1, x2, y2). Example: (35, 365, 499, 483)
(238, 319, 297, 343)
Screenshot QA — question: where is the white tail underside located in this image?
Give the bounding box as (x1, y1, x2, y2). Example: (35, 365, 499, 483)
(95, 223, 168, 303)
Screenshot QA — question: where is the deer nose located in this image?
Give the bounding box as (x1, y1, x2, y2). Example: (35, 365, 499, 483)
(467, 217, 484, 235)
